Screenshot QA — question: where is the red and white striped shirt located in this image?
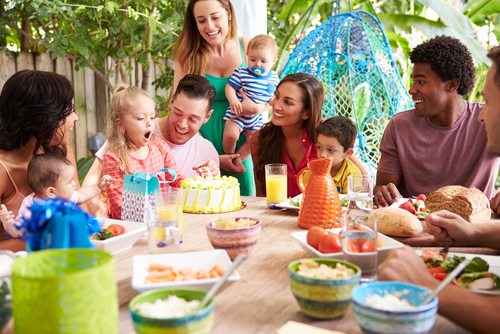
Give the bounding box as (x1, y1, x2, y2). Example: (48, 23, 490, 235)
(103, 140, 185, 220)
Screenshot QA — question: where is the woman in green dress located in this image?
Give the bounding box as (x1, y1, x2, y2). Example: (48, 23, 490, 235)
(173, 0, 270, 196)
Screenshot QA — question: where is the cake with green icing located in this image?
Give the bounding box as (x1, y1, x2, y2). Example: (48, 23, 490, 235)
(179, 176, 242, 213)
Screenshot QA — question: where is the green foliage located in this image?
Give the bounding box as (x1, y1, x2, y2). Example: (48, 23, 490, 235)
(1, 0, 188, 93)
(76, 156, 95, 184)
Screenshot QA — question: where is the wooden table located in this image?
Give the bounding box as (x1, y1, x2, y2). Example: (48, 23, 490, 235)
(111, 196, 483, 334)
(2, 196, 492, 334)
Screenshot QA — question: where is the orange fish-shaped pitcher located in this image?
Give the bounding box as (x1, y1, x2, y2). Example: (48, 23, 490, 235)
(297, 157, 343, 229)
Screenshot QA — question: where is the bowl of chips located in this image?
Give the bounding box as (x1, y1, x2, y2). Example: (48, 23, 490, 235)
(205, 217, 261, 260)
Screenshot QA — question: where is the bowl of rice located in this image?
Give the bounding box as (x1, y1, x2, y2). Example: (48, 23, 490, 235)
(351, 281, 438, 334)
(129, 287, 215, 334)
(288, 258, 361, 319)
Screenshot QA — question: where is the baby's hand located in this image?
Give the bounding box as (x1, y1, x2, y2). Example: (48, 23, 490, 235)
(230, 100, 243, 115)
(98, 175, 113, 191)
(0, 204, 23, 238)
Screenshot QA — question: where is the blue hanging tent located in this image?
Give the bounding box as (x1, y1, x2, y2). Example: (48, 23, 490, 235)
(281, 5, 413, 175)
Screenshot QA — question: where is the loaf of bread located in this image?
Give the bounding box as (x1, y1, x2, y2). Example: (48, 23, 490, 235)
(425, 185, 491, 224)
(369, 208, 423, 237)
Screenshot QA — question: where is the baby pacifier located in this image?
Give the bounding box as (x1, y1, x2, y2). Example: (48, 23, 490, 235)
(251, 67, 265, 75)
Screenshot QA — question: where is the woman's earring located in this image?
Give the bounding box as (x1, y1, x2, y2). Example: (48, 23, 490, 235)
(229, 16, 232, 21)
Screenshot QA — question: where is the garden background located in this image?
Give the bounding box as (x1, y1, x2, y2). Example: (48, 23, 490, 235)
(0, 0, 498, 180)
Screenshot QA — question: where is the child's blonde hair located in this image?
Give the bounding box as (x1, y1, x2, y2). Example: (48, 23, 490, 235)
(106, 84, 156, 174)
(247, 35, 278, 58)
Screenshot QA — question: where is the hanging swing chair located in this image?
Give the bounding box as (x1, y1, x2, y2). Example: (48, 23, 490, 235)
(281, 0, 414, 174)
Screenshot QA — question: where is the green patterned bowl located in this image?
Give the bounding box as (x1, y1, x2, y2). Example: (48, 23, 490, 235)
(288, 258, 361, 319)
(129, 288, 215, 334)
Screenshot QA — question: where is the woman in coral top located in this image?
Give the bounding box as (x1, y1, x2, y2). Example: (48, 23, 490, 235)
(0, 70, 80, 251)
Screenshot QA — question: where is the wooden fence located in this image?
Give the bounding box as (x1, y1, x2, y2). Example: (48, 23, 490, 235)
(0, 50, 170, 161)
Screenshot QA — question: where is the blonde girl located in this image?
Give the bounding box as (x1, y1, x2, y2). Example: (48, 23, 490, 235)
(103, 85, 185, 220)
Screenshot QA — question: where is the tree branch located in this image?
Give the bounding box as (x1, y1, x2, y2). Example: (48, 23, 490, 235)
(0, 18, 49, 48)
(91, 64, 114, 91)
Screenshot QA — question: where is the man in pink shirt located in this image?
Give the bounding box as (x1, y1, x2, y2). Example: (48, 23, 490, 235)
(374, 36, 500, 212)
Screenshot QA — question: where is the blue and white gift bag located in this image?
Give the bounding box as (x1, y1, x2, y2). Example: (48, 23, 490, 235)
(121, 168, 176, 223)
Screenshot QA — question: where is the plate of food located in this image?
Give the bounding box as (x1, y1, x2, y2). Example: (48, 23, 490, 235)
(389, 194, 429, 219)
(90, 219, 147, 255)
(277, 194, 348, 211)
(131, 249, 241, 293)
(291, 228, 405, 264)
(418, 249, 500, 295)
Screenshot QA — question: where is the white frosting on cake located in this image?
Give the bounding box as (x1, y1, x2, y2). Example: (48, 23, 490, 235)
(180, 176, 241, 213)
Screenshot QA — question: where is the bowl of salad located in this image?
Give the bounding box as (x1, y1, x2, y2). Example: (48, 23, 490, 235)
(420, 249, 500, 293)
(90, 219, 147, 255)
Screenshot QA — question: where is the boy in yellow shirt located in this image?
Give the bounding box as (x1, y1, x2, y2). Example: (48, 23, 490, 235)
(316, 117, 361, 194)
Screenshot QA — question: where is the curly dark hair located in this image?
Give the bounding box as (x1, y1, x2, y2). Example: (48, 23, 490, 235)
(0, 70, 74, 155)
(409, 35, 475, 96)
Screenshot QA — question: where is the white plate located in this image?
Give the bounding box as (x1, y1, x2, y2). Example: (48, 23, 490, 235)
(416, 251, 500, 295)
(389, 197, 411, 209)
(291, 228, 405, 264)
(90, 218, 147, 255)
(276, 194, 348, 211)
(131, 249, 241, 293)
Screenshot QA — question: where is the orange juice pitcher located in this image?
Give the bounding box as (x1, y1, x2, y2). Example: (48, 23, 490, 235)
(297, 157, 343, 229)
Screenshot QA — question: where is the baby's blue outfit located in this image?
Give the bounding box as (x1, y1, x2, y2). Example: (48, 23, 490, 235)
(224, 67, 280, 133)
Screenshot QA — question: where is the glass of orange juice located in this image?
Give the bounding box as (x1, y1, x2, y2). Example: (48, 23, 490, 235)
(265, 163, 287, 209)
(147, 187, 183, 254)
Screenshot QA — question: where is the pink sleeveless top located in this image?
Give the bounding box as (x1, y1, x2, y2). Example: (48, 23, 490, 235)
(0, 160, 26, 242)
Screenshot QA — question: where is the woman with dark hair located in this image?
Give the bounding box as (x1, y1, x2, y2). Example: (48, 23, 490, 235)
(0, 70, 79, 250)
(251, 73, 323, 198)
(172, 0, 269, 196)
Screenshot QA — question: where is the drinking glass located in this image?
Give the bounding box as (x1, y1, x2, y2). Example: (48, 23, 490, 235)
(265, 164, 287, 209)
(146, 187, 183, 254)
(341, 214, 379, 282)
(347, 175, 373, 218)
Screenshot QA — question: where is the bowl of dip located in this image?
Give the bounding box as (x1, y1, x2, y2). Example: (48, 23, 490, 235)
(351, 281, 438, 334)
(129, 287, 215, 334)
(288, 258, 361, 319)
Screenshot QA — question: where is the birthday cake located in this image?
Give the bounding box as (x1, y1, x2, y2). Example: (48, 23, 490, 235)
(179, 176, 242, 213)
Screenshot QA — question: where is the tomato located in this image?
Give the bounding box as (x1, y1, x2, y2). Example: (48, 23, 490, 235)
(318, 233, 342, 253)
(428, 266, 446, 274)
(417, 194, 427, 202)
(361, 240, 376, 253)
(346, 239, 360, 253)
(106, 224, 125, 237)
(433, 273, 448, 281)
(307, 226, 326, 250)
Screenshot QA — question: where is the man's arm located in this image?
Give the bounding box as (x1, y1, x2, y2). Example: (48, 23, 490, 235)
(490, 192, 500, 215)
(373, 171, 402, 207)
(426, 210, 500, 249)
(379, 246, 500, 334)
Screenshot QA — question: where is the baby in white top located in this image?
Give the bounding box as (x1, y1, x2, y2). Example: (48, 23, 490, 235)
(0, 153, 111, 237)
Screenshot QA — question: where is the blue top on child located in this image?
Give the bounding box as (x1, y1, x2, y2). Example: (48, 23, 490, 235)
(223, 67, 280, 132)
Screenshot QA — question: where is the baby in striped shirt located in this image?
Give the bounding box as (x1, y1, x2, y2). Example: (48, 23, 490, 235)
(224, 35, 280, 172)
